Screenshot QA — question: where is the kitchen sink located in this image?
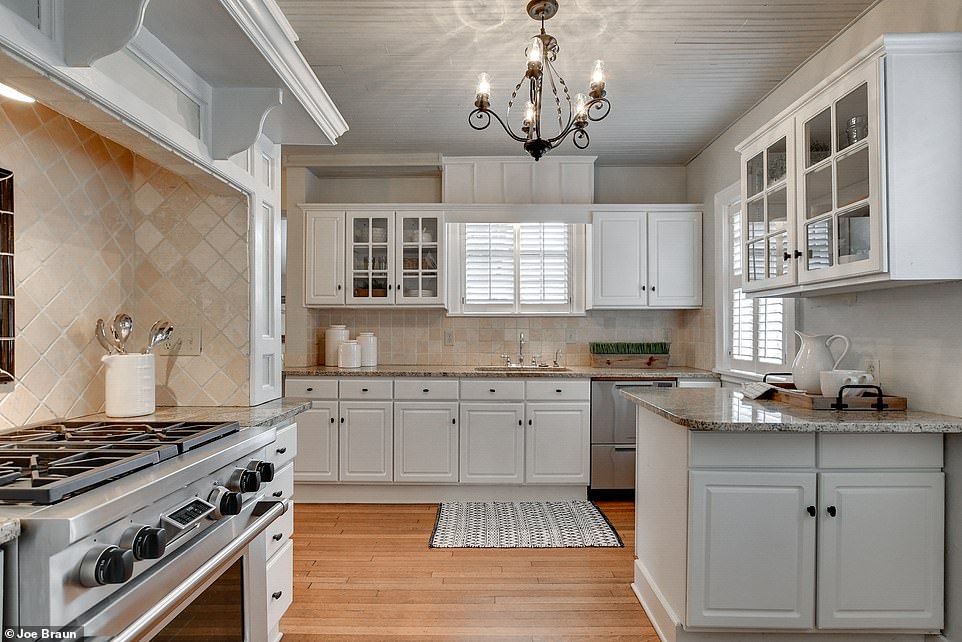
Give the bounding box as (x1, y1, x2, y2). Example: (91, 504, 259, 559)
(474, 366, 571, 372)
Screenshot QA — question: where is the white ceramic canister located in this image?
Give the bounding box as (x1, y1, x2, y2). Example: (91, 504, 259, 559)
(325, 324, 349, 366)
(102, 353, 156, 417)
(338, 340, 361, 368)
(357, 332, 378, 367)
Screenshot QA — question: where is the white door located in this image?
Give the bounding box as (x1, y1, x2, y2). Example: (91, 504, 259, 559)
(346, 211, 396, 304)
(303, 210, 345, 305)
(459, 403, 524, 484)
(687, 471, 816, 629)
(394, 212, 444, 306)
(591, 211, 647, 307)
(648, 211, 702, 307)
(394, 402, 458, 483)
(524, 403, 590, 484)
(817, 472, 944, 630)
(294, 402, 338, 482)
(338, 401, 393, 482)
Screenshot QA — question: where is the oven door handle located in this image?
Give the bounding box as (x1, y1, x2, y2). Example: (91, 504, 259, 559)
(110, 499, 288, 642)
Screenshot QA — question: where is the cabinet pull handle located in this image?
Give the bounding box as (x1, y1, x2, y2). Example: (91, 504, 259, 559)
(306, 387, 313, 392)
(272, 591, 283, 600)
(422, 388, 430, 393)
(272, 533, 283, 541)
(641, 285, 646, 291)
(329, 417, 334, 424)
(793, 250, 803, 259)
(528, 419, 533, 426)
(806, 505, 816, 517)
(489, 388, 496, 393)
(273, 490, 283, 498)
(388, 284, 392, 290)
(651, 286, 655, 292)
(337, 284, 342, 291)
(518, 419, 522, 426)
(397, 283, 401, 291)
(340, 417, 345, 423)
(276, 447, 287, 454)
(361, 388, 369, 392)
(451, 418, 456, 425)
(827, 505, 837, 517)
(783, 251, 792, 261)
(555, 388, 562, 393)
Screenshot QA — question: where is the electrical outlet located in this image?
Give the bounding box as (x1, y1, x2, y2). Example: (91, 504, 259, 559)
(864, 358, 881, 384)
(156, 326, 202, 356)
(443, 330, 455, 346)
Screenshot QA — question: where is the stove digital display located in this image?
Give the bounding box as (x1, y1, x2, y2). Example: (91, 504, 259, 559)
(165, 498, 215, 527)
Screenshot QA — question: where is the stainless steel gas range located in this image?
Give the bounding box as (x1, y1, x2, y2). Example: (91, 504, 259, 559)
(0, 418, 293, 641)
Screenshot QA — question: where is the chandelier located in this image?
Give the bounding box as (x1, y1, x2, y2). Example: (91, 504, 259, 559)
(469, 0, 610, 161)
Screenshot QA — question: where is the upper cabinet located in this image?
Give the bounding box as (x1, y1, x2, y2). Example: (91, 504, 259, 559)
(736, 34, 962, 297)
(442, 156, 595, 204)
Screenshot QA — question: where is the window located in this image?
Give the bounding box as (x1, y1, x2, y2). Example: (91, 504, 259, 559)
(451, 222, 583, 315)
(716, 183, 794, 376)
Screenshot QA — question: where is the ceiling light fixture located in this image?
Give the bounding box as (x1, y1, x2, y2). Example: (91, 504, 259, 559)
(0, 82, 35, 103)
(469, 0, 610, 161)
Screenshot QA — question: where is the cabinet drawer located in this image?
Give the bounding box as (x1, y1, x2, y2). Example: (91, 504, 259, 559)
(264, 462, 294, 501)
(460, 379, 524, 401)
(689, 432, 815, 468)
(270, 423, 297, 468)
(284, 377, 337, 399)
(339, 378, 393, 399)
(265, 503, 294, 560)
(266, 539, 294, 631)
(817, 433, 943, 469)
(526, 379, 589, 401)
(394, 379, 459, 400)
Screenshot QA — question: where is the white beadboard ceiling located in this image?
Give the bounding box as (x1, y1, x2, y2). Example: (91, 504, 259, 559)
(277, 0, 878, 165)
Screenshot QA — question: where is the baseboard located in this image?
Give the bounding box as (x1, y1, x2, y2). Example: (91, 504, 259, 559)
(632, 558, 682, 642)
(294, 483, 588, 503)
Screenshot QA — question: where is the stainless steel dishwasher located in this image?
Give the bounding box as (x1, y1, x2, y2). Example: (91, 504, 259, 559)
(590, 379, 676, 490)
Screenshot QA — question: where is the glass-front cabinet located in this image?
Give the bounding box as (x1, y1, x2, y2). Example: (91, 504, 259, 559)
(347, 211, 395, 304)
(396, 212, 443, 305)
(740, 120, 796, 291)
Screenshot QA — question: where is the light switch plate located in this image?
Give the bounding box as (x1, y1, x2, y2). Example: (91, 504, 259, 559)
(443, 330, 455, 346)
(156, 326, 202, 356)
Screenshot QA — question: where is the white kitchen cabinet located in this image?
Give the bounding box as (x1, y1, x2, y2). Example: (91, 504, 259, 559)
(303, 209, 345, 305)
(347, 211, 396, 305)
(687, 471, 816, 629)
(590, 209, 702, 309)
(441, 156, 595, 204)
(294, 402, 338, 482)
(736, 33, 962, 297)
(338, 401, 393, 482)
(524, 403, 590, 484)
(459, 403, 525, 484)
(817, 471, 944, 630)
(394, 212, 444, 305)
(394, 402, 459, 483)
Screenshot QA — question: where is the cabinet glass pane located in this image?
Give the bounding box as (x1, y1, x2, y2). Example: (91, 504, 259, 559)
(805, 165, 833, 219)
(422, 276, 438, 298)
(838, 205, 871, 264)
(402, 217, 420, 243)
(805, 108, 832, 167)
(768, 232, 790, 278)
(371, 247, 388, 271)
(747, 240, 766, 282)
(747, 197, 764, 239)
(421, 219, 438, 243)
(836, 146, 869, 208)
(766, 137, 787, 185)
(402, 247, 418, 271)
(371, 276, 388, 298)
(768, 187, 787, 233)
(746, 152, 764, 198)
(421, 247, 438, 270)
(353, 247, 370, 271)
(402, 276, 419, 297)
(805, 218, 834, 271)
(353, 218, 369, 243)
(371, 218, 389, 244)
(836, 83, 869, 153)
(353, 277, 370, 297)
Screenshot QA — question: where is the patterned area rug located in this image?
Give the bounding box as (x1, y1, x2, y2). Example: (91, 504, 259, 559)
(430, 501, 623, 548)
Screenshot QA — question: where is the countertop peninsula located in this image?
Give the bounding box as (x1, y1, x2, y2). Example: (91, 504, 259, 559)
(284, 364, 715, 379)
(621, 387, 962, 433)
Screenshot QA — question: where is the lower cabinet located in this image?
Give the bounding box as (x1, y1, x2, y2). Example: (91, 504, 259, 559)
(459, 403, 525, 484)
(339, 401, 393, 482)
(525, 403, 590, 484)
(294, 402, 338, 482)
(394, 402, 459, 482)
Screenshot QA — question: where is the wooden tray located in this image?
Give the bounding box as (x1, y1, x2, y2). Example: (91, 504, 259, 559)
(771, 387, 907, 411)
(590, 354, 669, 369)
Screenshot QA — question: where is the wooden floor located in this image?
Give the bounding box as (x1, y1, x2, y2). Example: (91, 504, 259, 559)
(281, 501, 658, 641)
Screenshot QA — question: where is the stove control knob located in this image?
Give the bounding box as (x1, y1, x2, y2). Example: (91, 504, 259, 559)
(208, 486, 243, 518)
(227, 468, 261, 493)
(79, 545, 135, 587)
(248, 460, 275, 483)
(120, 525, 168, 560)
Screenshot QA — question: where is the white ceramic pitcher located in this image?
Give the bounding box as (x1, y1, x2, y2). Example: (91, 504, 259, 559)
(791, 331, 850, 394)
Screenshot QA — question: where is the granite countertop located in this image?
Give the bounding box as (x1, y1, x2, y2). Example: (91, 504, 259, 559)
(620, 387, 962, 433)
(283, 365, 715, 379)
(76, 398, 311, 429)
(0, 517, 19, 544)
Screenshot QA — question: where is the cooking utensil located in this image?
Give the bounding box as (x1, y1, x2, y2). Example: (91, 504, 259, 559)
(143, 321, 173, 354)
(112, 314, 133, 354)
(95, 319, 114, 355)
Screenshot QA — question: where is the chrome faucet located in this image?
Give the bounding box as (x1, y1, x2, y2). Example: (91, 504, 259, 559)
(518, 332, 525, 366)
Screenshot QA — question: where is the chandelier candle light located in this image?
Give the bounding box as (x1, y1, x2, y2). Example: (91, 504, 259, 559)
(470, 0, 610, 160)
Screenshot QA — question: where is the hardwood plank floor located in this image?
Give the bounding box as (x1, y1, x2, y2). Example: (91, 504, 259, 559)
(281, 501, 658, 641)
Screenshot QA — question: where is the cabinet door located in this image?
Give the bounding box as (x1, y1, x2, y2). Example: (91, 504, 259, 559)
(459, 403, 524, 484)
(795, 59, 883, 285)
(648, 211, 702, 307)
(591, 211, 647, 307)
(395, 212, 443, 306)
(304, 210, 345, 305)
(524, 403, 590, 484)
(346, 211, 396, 304)
(817, 472, 943, 630)
(687, 471, 816, 629)
(338, 401, 393, 482)
(394, 402, 458, 483)
(294, 403, 338, 482)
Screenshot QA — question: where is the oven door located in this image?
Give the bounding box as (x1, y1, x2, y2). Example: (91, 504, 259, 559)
(73, 499, 286, 642)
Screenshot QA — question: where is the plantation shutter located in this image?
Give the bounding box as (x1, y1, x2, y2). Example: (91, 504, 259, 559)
(463, 223, 515, 305)
(519, 223, 569, 305)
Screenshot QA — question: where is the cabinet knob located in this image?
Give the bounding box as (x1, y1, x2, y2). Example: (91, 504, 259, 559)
(518, 419, 522, 426)
(555, 389, 562, 393)
(528, 419, 533, 426)
(272, 591, 283, 600)
(397, 283, 401, 290)
(272, 490, 283, 498)
(641, 285, 646, 291)
(783, 251, 792, 261)
(337, 284, 342, 291)
(489, 388, 496, 393)
(651, 286, 655, 292)
(423, 388, 430, 393)
(340, 417, 345, 423)
(275, 447, 287, 455)
(451, 418, 456, 425)
(361, 388, 369, 392)
(827, 505, 837, 517)
(272, 533, 283, 541)
(388, 284, 393, 290)
(306, 387, 313, 392)
(806, 505, 816, 517)
(329, 417, 334, 424)
(794, 250, 803, 259)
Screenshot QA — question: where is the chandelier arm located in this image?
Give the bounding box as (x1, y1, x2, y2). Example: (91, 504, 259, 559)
(571, 127, 590, 149)
(468, 108, 529, 143)
(586, 97, 611, 122)
(544, 60, 564, 133)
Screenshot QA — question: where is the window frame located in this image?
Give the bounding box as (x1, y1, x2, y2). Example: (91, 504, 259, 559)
(715, 182, 795, 379)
